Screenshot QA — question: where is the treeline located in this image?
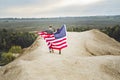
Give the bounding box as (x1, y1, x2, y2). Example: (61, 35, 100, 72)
(0, 29, 37, 65)
(102, 25, 120, 42)
(0, 29, 37, 51)
(67, 25, 120, 42)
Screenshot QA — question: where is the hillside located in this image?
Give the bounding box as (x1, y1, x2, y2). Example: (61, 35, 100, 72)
(0, 29, 120, 80)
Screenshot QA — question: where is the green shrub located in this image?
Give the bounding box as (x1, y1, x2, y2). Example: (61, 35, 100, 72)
(9, 46, 23, 54)
(1, 52, 15, 63)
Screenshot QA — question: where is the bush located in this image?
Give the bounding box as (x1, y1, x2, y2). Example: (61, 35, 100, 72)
(1, 52, 15, 63)
(9, 45, 23, 54)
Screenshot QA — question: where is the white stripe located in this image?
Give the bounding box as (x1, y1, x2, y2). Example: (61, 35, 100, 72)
(45, 37, 55, 40)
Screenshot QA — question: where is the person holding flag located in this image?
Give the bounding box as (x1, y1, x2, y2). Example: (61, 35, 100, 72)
(44, 25, 55, 53)
(53, 25, 67, 54)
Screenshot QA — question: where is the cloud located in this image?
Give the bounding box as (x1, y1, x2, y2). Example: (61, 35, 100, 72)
(0, 0, 120, 17)
(0, 0, 60, 17)
(44, 0, 120, 17)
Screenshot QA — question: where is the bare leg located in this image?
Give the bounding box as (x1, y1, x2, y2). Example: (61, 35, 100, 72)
(52, 49, 54, 53)
(49, 48, 51, 53)
(59, 50, 61, 54)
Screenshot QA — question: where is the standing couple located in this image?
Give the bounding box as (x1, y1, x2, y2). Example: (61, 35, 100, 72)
(44, 26, 61, 54)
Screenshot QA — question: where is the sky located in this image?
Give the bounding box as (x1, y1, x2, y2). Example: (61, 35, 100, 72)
(0, 0, 120, 18)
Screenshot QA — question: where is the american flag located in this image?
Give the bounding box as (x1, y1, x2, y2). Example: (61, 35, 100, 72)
(38, 25, 67, 50)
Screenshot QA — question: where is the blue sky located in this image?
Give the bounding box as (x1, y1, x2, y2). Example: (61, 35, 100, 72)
(0, 0, 120, 18)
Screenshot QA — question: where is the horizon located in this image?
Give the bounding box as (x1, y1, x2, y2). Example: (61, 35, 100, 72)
(0, 14, 120, 19)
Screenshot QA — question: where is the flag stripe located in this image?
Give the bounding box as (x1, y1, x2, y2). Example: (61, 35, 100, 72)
(51, 37, 66, 43)
(53, 42, 67, 46)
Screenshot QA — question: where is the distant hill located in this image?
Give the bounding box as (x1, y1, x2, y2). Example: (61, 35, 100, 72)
(0, 15, 120, 31)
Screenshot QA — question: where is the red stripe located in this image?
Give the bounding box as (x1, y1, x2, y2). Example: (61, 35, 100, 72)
(44, 35, 54, 38)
